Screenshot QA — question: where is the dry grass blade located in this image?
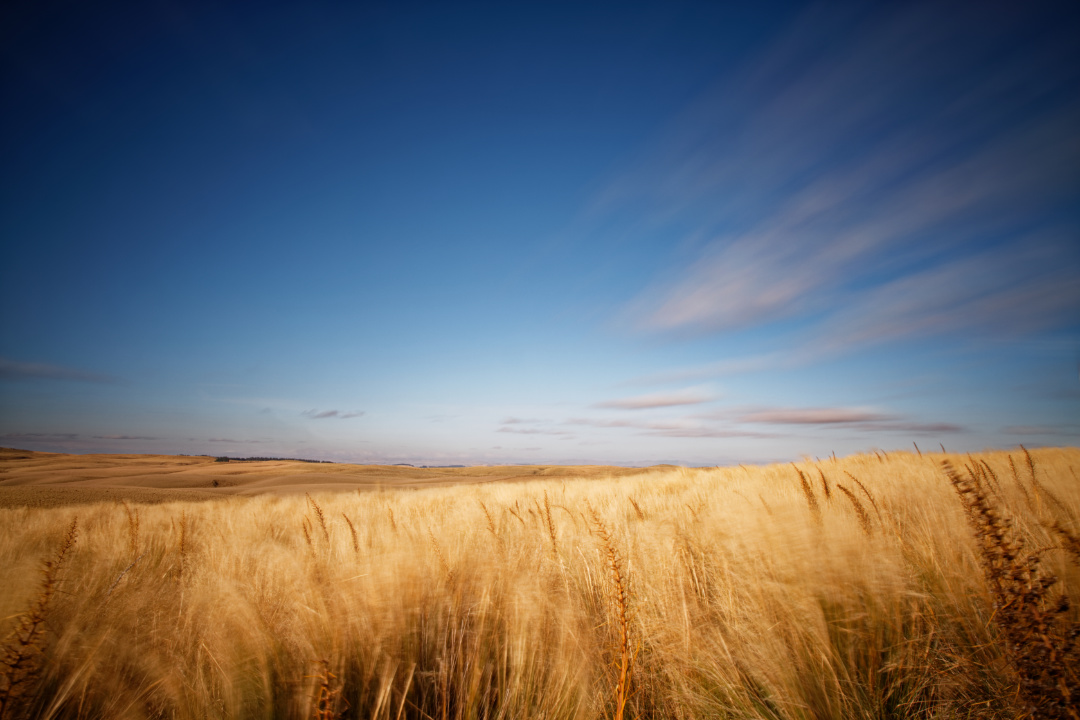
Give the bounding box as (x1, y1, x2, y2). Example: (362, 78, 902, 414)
(1052, 522, 1080, 567)
(793, 464, 820, 521)
(817, 469, 831, 501)
(121, 501, 139, 557)
(342, 513, 359, 554)
(302, 518, 316, 559)
(585, 503, 633, 720)
(0, 517, 77, 720)
(426, 527, 453, 584)
(1009, 454, 1035, 512)
(836, 483, 873, 536)
(628, 496, 645, 521)
(543, 491, 559, 554)
(104, 553, 145, 600)
(844, 471, 882, 521)
(306, 494, 330, 544)
(178, 510, 188, 579)
(478, 501, 501, 549)
(312, 659, 342, 720)
(506, 502, 525, 527)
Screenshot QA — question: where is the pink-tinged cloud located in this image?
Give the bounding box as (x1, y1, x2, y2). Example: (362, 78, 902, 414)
(302, 409, 364, 419)
(564, 417, 776, 439)
(594, 388, 716, 410)
(497, 426, 573, 437)
(739, 408, 892, 424)
(733, 406, 964, 434)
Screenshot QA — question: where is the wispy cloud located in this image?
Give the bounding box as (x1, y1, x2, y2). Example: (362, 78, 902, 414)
(301, 409, 364, 419)
(732, 406, 964, 435)
(565, 417, 775, 439)
(0, 357, 116, 383)
(497, 426, 574, 437)
(207, 438, 264, 444)
(594, 387, 717, 410)
(603, 3, 1079, 353)
(625, 354, 788, 385)
(92, 435, 157, 440)
(1, 432, 80, 442)
(1002, 425, 1080, 437)
(738, 408, 893, 424)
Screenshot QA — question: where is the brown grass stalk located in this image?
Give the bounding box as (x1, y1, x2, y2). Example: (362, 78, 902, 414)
(507, 502, 526, 527)
(342, 514, 359, 554)
(836, 483, 873, 537)
(542, 492, 559, 554)
(585, 503, 633, 720)
(844, 471, 882, 521)
(178, 510, 188, 579)
(121, 501, 139, 557)
(1009, 454, 1036, 512)
(944, 461, 1079, 719)
(817, 469, 832, 501)
(312, 659, 342, 720)
(793, 464, 820, 521)
(427, 527, 453, 584)
(307, 494, 330, 544)
(0, 517, 77, 720)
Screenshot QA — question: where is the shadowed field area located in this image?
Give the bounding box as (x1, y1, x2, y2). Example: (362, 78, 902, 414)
(0, 447, 1078, 719)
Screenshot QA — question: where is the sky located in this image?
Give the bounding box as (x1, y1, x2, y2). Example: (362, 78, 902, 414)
(1, 0, 1078, 466)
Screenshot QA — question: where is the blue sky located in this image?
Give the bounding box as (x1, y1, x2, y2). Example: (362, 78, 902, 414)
(1, 1, 1078, 465)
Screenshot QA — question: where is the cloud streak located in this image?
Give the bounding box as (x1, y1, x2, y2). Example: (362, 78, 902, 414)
(594, 387, 716, 410)
(732, 406, 964, 435)
(301, 409, 364, 419)
(0, 357, 116, 383)
(565, 417, 776, 439)
(92, 435, 158, 440)
(603, 3, 1080, 353)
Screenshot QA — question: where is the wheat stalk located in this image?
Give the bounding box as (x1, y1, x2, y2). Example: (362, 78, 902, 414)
(817, 469, 832, 501)
(844, 471, 882, 521)
(427, 528, 453, 584)
(836, 483, 873, 537)
(542, 492, 559, 554)
(507, 502, 526, 527)
(121, 501, 140, 557)
(306, 494, 330, 544)
(944, 461, 1079, 719)
(0, 517, 78, 720)
(793, 464, 820, 521)
(178, 511, 188, 579)
(586, 503, 633, 720)
(342, 514, 359, 554)
(312, 659, 342, 720)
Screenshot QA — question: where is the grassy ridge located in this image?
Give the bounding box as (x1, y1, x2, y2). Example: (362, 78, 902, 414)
(1, 448, 1078, 719)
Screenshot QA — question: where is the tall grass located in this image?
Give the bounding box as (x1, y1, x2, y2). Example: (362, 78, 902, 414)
(0, 448, 1078, 719)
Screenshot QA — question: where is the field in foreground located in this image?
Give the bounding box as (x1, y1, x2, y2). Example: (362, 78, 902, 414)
(1, 448, 1078, 719)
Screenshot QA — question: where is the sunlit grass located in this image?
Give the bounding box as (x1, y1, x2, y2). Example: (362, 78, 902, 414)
(1, 448, 1078, 719)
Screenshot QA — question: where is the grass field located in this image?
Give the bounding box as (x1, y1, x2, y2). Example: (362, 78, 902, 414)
(1, 447, 1078, 719)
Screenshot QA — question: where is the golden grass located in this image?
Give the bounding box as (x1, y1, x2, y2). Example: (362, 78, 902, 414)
(0, 448, 1078, 719)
